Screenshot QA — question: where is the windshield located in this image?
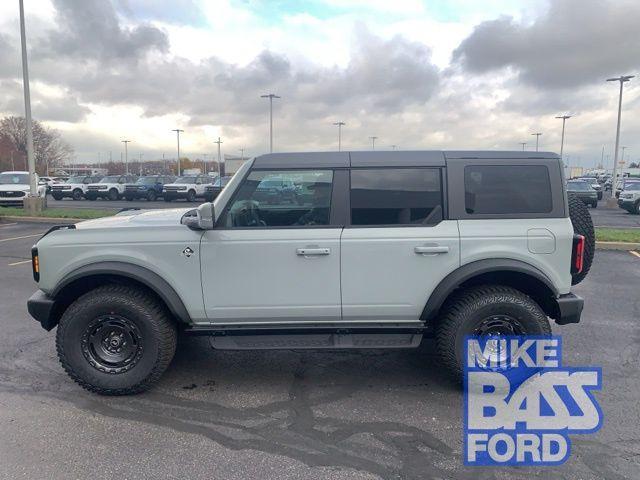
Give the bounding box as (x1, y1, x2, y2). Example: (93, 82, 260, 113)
(136, 177, 157, 184)
(568, 182, 590, 191)
(67, 176, 85, 183)
(0, 173, 29, 185)
(174, 177, 198, 184)
(213, 176, 231, 187)
(625, 183, 640, 191)
(99, 176, 120, 183)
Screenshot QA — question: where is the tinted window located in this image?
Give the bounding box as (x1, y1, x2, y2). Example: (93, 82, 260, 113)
(226, 170, 333, 227)
(464, 165, 552, 215)
(350, 168, 443, 226)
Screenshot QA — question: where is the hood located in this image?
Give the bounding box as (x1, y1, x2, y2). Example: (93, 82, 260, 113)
(0, 184, 29, 192)
(76, 208, 192, 229)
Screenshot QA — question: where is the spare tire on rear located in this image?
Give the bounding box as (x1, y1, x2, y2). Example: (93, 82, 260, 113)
(568, 193, 595, 285)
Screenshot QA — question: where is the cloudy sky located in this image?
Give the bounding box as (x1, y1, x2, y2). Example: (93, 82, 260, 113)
(0, 0, 638, 168)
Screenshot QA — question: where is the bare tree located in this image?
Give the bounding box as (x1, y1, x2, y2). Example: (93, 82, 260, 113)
(0, 116, 73, 175)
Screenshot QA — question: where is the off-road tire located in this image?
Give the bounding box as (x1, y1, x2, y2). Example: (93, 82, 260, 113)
(568, 193, 595, 285)
(108, 188, 119, 201)
(435, 285, 551, 382)
(56, 285, 177, 395)
(51, 193, 63, 201)
(72, 189, 83, 201)
(186, 190, 196, 202)
(634, 200, 640, 215)
(146, 190, 157, 202)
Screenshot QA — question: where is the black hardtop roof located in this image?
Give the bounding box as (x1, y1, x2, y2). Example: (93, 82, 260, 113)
(252, 150, 560, 169)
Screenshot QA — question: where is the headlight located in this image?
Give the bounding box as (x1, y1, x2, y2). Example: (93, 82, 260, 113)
(178, 186, 187, 191)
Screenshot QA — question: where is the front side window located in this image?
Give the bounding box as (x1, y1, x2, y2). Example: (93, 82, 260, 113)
(225, 169, 333, 227)
(350, 168, 443, 226)
(464, 165, 552, 215)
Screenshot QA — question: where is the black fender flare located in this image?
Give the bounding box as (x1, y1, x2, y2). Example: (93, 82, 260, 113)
(52, 261, 191, 323)
(421, 258, 559, 321)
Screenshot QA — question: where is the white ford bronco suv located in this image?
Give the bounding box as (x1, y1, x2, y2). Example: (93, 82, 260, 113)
(86, 175, 138, 201)
(50, 175, 103, 201)
(27, 151, 594, 395)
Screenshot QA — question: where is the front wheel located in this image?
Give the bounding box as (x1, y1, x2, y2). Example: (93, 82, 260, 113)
(51, 193, 63, 201)
(72, 189, 83, 201)
(146, 190, 157, 201)
(186, 190, 196, 202)
(108, 189, 119, 201)
(56, 285, 177, 395)
(435, 285, 551, 382)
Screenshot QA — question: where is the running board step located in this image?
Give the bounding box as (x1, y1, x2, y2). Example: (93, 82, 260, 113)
(209, 332, 423, 350)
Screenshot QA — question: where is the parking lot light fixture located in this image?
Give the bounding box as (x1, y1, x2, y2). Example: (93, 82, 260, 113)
(19, 0, 36, 196)
(607, 75, 634, 193)
(333, 122, 345, 151)
(555, 115, 572, 161)
(519, 142, 527, 151)
(369, 136, 378, 150)
(531, 133, 542, 152)
(261, 94, 280, 153)
(214, 137, 223, 174)
(121, 140, 130, 174)
(172, 129, 184, 175)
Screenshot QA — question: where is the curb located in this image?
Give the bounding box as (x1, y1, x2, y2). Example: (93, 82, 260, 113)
(0, 215, 82, 224)
(595, 241, 640, 251)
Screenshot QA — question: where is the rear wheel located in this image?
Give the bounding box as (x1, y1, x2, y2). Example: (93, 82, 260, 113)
(56, 285, 177, 395)
(568, 194, 595, 285)
(435, 285, 551, 382)
(634, 201, 640, 215)
(146, 190, 157, 201)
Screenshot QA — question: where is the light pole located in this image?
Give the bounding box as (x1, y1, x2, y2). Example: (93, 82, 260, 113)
(203, 154, 208, 175)
(261, 93, 280, 153)
(172, 129, 183, 175)
(138, 153, 143, 175)
(18, 0, 37, 197)
(621, 146, 627, 166)
(121, 140, 130, 174)
(214, 137, 223, 174)
(531, 133, 542, 152)
(369, 136, 378, 150)
(239, 148, 245, 161)
(391, 145, 397, 150)
(519, 142, 527, 151)
(607, 75, 634, 194)
(555, 115, 571, 161)
(333, 122, 345, 151)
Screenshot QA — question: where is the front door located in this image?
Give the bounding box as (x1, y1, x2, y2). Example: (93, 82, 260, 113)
(200, 168, 342, 323)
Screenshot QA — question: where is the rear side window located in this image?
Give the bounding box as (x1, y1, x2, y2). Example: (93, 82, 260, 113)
(350, 168, 443, 226)
(464, 165, 552, 215)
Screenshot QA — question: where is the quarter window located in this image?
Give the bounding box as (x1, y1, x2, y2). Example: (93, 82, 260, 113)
(464, 165, 552, 214)
(350, 168, 443, 226)
(225, 170, 333, 227)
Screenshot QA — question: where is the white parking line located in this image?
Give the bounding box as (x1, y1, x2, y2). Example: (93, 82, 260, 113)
(0, 223, 18, 227)
(8, 259, 32, 266)
(0, 233, 42, 243)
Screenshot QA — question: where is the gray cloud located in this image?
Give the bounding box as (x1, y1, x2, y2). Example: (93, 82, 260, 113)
(452, 0, 640, 89)
(37, 0, 168, 62)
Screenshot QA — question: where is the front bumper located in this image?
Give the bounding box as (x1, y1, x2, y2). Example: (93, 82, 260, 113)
(27, 290, 58, 331)
(618, 199, 635, 210)
(554, 293, 584, 325)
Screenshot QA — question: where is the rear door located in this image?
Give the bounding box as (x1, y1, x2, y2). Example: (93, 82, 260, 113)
(340, 166, 460, 322)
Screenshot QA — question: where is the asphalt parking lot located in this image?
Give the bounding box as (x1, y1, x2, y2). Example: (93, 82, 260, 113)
(0, 220, 638, 480)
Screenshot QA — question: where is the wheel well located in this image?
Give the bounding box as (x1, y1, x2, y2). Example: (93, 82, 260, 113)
(51, 274, 179, 328)
(423, 270, 559, 325)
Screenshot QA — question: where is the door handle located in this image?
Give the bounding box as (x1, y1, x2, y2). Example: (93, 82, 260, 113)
(296, 247, 330, 256)
(414, 245, 449, 255)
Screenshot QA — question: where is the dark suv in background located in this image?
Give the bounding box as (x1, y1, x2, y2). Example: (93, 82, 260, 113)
(567, 180, 598, 208)
(124, 175, 175, 201)
(204, 175, 233, 202)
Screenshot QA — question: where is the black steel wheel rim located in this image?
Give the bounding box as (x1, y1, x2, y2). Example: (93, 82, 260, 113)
(473, 314, 524, 336)
(81, 315, 143, 374)
(471, 315, 525, 368)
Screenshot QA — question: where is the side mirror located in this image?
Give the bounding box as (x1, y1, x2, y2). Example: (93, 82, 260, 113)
(181, 202, 215, 230)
